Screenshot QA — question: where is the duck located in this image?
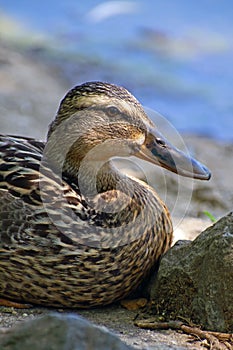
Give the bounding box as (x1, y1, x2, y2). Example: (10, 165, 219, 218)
(0, 82, 211, 308)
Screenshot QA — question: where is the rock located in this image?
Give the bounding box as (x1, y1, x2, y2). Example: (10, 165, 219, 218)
(0, 313, 134, 350)
(150, 212, 233, 332)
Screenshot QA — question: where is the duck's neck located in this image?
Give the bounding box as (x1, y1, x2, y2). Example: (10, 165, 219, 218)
(63, 158, 125, 198)
(44, 130, 127, 196)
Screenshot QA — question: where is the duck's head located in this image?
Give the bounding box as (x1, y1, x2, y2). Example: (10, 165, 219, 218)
(46, 81, 210, 180)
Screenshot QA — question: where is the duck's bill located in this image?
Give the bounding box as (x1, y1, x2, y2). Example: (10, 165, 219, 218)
(136, 129, 211, 180)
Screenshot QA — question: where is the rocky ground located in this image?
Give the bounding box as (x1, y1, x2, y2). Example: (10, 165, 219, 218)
(0, 41, 232, 349)
(0, 306, 204, 349)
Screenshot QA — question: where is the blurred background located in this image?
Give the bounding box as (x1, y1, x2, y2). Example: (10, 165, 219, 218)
(0, 0, 232, 140)
(0, 0, 232, 221)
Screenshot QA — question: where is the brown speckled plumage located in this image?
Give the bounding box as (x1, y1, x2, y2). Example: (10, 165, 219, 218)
(0, 82, 210, 308)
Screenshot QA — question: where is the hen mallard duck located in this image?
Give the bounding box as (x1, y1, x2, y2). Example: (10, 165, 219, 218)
(0, 82, 210, 308)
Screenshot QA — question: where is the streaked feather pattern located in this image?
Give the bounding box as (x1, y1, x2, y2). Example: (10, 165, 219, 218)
(0, 83, 176, 308)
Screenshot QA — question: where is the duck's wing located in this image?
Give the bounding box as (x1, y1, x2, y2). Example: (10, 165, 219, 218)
(0, 135, 91, 249)
(0, 135, 45, 206)
(0, 134, 45, 153)
(0, 135, 51, 249)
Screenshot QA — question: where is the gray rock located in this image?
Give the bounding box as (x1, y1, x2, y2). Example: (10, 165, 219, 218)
(0, 313, 134, 350)
(150, 212, 233, 332)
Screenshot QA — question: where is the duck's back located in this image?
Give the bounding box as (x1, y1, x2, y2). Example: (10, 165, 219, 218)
(0, 135, 172, 308)
(0, 135, 45, 202)
(0, 135, 52, 259)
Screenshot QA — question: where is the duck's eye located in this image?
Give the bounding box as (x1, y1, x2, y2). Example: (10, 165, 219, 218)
(106, 106, 120, 117)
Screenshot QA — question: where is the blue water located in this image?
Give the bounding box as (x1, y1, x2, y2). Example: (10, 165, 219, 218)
(1, 0, 233, 141)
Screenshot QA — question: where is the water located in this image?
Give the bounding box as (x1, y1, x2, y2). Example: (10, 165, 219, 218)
(0, 0, 233, 141)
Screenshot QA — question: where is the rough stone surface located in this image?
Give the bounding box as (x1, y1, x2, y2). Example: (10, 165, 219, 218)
(150, 212, 233, 332)
(0, 307, 202, 350)
(0, 313, 134, 350)
(0, 313, 190, 350)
